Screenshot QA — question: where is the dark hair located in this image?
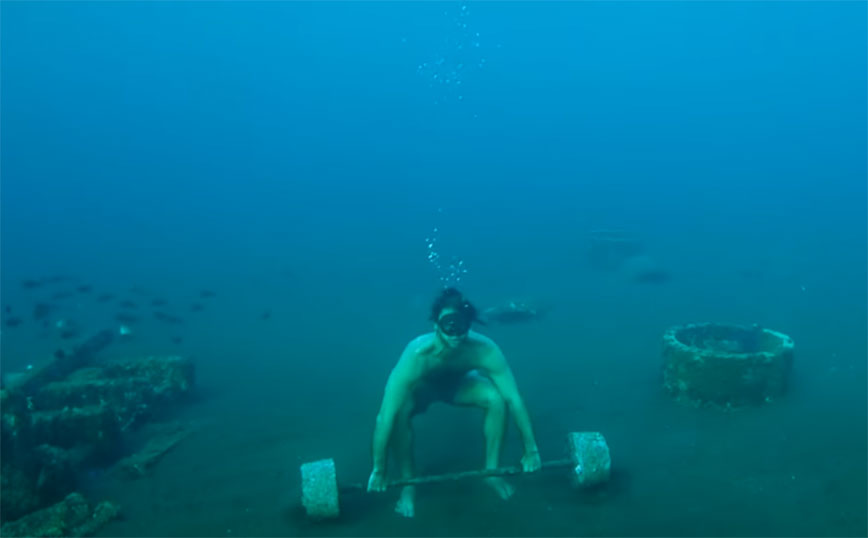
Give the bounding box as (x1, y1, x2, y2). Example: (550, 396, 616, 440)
(429, 287, 482, 324)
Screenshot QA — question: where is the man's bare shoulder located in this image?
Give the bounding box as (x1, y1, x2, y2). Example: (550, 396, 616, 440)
(466, 330, 502, 354)
(386, 334, 436, 385)
(460, 331, 503, 366)
(404, 332, 438, 357)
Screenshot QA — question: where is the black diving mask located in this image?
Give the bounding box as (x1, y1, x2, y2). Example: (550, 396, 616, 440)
(437, 311, 472, 337)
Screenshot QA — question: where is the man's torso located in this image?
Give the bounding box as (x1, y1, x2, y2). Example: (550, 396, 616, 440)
(404, 331, 495, 409)
(407, 331, 494, 383)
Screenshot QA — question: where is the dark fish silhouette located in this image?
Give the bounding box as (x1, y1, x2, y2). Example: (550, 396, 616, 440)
(171, 336, 184, 344)
(151, 299, 168, 307)
(259, 309, 272, 321)
(4, 317, 23, 328)
(190, 303, 205, 312)
(32, 303, 52, 321)
(77, 285, 93, 294)
(42, 275, 74, 285)
(588, 229, 644, 272)
(200, 290, 216, 299)
(633, 268, 671, 284)
(129, 286, 152, 296)
(56, 319, 82, 340)
(482, 302, 544, 324)
(96, 293, 114, 303)
(114, 313, 139, 324)
(622, 255, 671, 285)
(21, 275, 74, 289)
(154, 311, 184, 325)
(118, 300, 138, 309)
(51, 290, 76, 301)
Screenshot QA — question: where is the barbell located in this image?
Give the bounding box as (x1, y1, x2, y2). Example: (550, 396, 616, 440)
(299, 431, 611, 520)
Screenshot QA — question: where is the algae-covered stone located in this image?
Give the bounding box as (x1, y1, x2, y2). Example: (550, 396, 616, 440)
(115, 421, 193, 479)
(1, 350, 195, 525)
(0, 463, 42, 523)
(567, 431, 611, 488)
(32, 355, 195, 433)
(0, 492, 119, 537)
(30, 405, 122, 456)
(662, 323, 794, 409)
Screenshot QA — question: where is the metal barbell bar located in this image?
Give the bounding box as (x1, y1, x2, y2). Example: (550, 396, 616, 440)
(299, 431, 611, 520)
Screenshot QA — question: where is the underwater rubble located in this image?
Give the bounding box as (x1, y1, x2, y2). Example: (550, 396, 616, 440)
(662, 322, 794, 409)
(115, 421, 194, 479)
(1, 329, 196, 534)
(0, 492, 120, 538)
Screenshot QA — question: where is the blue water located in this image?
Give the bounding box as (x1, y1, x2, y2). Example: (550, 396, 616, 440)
(2, 2, 866, 536)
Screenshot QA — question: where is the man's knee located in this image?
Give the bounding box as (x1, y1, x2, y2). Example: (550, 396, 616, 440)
(479, 386, 506, 414)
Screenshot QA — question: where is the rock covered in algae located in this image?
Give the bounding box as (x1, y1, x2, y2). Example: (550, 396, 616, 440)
(115, 421, 193, 479)
(662, 322, 794, 409)
(0, 492, 119, 537)
(0, 354, 195, 525)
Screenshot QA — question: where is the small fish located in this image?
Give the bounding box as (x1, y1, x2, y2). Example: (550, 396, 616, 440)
(115, 313, 139, 324)
(32, 303, 52, 321)
(633, 268, 671, 284)
(4, 317, 23, 328)
(42, 275, 74, 285)
(154, 311, 184, 325)
(96, 293, 114, 303)
(199, 290, 216, 299)
(190, 303, 205, 312)
(21, 279, 43, 289)
(53, 349, 67, 359)
(151, 299, 168, 307)
(76, 285, 93, 294)
(171, 336, 184, 344)
(129, 286, 152, 296)
(259, 309, 272, 321)
(55, 318, 82, 340)
(51, 290, 75, 301)
(118, 300, 138, 309)
(4, 305, 11, 314)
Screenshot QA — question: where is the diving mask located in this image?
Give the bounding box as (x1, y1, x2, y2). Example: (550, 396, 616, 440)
(437, 311, 472, 337)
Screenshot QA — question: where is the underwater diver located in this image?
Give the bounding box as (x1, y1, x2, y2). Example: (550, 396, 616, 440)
(367, 287, 541, 517)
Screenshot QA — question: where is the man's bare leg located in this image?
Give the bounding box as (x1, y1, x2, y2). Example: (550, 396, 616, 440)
(391, 409, 416, 517)
(481, 394, 515, 500)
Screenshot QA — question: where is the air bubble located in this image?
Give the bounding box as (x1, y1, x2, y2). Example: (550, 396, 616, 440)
(425, 220, 468, 288)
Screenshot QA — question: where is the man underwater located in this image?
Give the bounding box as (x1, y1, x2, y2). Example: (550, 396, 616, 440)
(367, 287, 541, 517)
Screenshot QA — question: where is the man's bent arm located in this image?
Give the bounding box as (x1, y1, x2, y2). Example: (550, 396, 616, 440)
(371, 350, 417, 472)
(509, 393, 539, 453)
(485, 351, 538, 453)
(371, 391, 400, 471)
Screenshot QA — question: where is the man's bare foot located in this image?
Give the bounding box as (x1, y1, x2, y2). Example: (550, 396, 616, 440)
(484, 477, 515, 500)
(394, 485, 416, 518)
